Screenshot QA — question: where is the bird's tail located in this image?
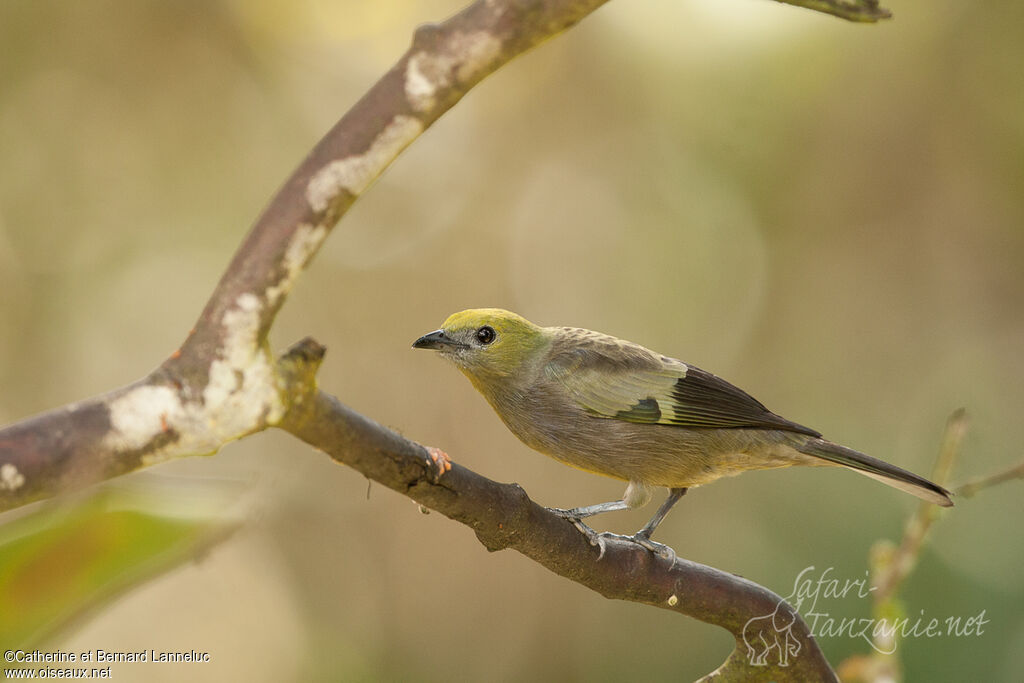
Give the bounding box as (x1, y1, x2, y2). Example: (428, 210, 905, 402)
(796, 438, 953, 507)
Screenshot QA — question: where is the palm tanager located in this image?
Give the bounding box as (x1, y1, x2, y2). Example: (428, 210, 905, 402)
(413, 308, 953, 558)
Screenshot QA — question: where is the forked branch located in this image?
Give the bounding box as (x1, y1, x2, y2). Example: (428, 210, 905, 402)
(0, 0, 893, 679)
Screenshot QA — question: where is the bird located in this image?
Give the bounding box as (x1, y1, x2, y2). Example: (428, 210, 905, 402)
(412, 308, 953, 559)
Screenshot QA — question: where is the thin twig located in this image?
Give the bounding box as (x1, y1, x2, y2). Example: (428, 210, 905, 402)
(838, 411, 966, 682)
(956, 460, 1024, 498)
(873, 409, 965, 603)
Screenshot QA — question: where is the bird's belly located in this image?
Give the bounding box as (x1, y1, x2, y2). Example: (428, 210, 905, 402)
(504, 411, 807, 488)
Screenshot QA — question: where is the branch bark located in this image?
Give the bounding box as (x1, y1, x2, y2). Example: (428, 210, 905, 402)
(0, 0, 894, 678)
(775, 0, 890, 22)
(280, 388, 837, 682)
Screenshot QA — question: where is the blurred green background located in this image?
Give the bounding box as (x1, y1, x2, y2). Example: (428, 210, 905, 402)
(1, 0, 1022, 680)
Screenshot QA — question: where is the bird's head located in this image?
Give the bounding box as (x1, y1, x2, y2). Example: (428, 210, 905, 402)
(412, 308, 549, 380)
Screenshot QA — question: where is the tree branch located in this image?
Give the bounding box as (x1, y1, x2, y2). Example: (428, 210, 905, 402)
(0, 0, 616, 511)
(774, 0, 890, 22)
(280, 388, 837, 682)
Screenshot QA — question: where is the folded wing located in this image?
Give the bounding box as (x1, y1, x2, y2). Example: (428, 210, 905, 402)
(544, 330, 819, 436)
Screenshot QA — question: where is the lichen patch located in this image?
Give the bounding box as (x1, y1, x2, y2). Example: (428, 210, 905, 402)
(306, 115, 424, 212)
(0, 463, 25, 491)
(451, 31, 502, 83)
(105, 293, 286, 467)
(203, 293, 285, 431)
(106, 385, 181, 452)
(404, 31, 502, 113)
(405, 53, 437, 112)
(266, 223, 328, 306)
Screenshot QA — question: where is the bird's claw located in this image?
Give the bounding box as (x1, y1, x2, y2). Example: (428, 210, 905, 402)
(424, 446, 452, 483)
(570, 519, 618, 560)
(586, 531, 676, 566)
(631, 534, 678, 568)
(548, 508, 678, 566)
(545, 509, 609, 557)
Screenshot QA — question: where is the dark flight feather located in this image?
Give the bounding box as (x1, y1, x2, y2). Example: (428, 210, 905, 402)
(545, 329, 819, 436)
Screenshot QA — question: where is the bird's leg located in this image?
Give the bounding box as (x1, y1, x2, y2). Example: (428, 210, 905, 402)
(547, 501, 633, 560)
(547, 480, 652, 522)
(548, 481, 665, 560)
(547, 499, 631, 520)
(626, 487, 688, 563)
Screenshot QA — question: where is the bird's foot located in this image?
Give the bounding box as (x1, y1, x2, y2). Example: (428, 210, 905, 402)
(583, 528, 677, 566)
(629, 532, 678, 568)
(572, 521, 618, 561)
(423, 446, 452, 483)
(548, 509, 677, 566)
(546, 510, 612, 559)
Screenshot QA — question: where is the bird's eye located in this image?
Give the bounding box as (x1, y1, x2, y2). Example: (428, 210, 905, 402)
(475, 326, 496, 345)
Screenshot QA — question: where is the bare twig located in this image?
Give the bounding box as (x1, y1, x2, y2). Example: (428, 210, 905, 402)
(838, 411, 965, 682)
(841, 413, 1022, 682)
(956, 460, 1024, 498)
(873, 409, 966, 602)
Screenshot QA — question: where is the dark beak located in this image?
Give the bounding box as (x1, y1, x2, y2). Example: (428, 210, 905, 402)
(412, 329, 463, 350)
